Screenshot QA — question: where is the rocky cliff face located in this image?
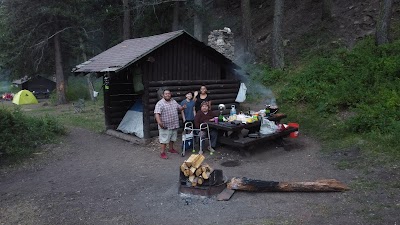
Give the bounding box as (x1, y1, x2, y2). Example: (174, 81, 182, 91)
(210, 0, 399, 64)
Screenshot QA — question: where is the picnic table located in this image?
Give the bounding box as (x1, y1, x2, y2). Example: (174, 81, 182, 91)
(207, 113, 298, 154)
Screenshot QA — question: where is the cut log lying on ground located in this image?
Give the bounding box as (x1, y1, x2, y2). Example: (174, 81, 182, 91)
(227, 177, 350, 192)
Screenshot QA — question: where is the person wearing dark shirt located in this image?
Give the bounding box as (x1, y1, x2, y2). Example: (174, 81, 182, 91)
(180, 92, 196, 124)
(194, 101, 218, 154)
(194, 85, 211, 113)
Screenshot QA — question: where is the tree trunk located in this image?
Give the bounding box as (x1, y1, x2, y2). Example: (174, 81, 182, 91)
(79, 36, 94, 101)
(375, 0, 394, 45)
(241, 0, 252, 53)
(122, 0, 131, 40)
(272, 0, 285, 69)
(54, 22, 67, 104)
(228, 177, 350, 192)
(194, 0, 203, 41)
(172, 1, 180, 31)
(321, 0, 332, 21)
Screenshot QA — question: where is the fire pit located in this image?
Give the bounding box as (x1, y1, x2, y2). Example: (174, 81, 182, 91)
(178, 169, 226, 197)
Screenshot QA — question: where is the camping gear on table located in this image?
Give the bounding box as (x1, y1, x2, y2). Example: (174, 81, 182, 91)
(288, 123, 299, 138)
(218, 104, 226, 122)
(230, 105, 236, 116)
(12, 90, 38, 105)
(259, 116, 278, 135)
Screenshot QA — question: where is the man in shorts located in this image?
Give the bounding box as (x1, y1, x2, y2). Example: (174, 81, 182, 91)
(154, 89, 185, 159)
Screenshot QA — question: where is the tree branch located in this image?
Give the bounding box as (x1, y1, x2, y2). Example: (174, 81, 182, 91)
(32, 26, 74, 48)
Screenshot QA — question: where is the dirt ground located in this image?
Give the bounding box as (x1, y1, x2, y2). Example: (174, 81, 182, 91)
(0, 126, 399, 225)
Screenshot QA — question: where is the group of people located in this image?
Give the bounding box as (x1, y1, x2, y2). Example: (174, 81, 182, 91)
(154, 85, 217, 159)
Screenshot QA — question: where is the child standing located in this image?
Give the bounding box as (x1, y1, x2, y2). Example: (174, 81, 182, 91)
(180, 92, 196, 125)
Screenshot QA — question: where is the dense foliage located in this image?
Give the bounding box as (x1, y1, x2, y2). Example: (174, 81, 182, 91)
(0, 107, 65, 156)
(255, 37, 400, 160)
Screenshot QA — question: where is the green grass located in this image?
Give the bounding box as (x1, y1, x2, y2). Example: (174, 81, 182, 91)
(250, 37, 400, 168)
(0, 85, 105, 160)
(56, 105, 105, 133)
(1, 100, 105, 133)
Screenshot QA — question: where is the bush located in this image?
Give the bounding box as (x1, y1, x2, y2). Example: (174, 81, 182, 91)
(279, 38, 400, 133)
(254, 37, 400, 161)
(0, 107, 65, 157)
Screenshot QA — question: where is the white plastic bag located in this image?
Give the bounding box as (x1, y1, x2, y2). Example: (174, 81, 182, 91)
(259, 117, 278, 135)
(235, 83, 247, 103)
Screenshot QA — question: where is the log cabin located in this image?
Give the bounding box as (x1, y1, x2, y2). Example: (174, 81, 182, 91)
(72, 30, 242, 140)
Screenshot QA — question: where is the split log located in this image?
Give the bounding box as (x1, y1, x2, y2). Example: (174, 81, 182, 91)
(189, 175, 195, 183)
(197, 177, 204, 185)
(192, 154, 205, 169)
(227, 177, 350, 192)
(191, 177, 198, 187)
(195, 168, 203, 177)
(202, 171, 210, 180)
(185, 154, 199, 167)
(202, 163, 213, 172)
(189, 167, 196, 176)
(180, 163, 189, 172)
(183, 170, 190, 177)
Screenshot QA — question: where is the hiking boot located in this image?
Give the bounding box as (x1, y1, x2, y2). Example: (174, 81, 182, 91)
(168, 148, 179, 154)
(160, 152, 168, 159)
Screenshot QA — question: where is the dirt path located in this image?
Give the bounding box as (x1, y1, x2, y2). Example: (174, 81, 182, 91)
(0, 127, 396, 225)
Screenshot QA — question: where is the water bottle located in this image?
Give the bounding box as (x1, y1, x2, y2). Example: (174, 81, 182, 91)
(230, 105, 237, 116)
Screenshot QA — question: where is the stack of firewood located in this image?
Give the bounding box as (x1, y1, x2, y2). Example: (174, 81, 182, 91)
(180, 154, 213, 187)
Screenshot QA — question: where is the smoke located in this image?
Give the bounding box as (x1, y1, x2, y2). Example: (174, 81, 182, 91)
(233, 68, 277, 106)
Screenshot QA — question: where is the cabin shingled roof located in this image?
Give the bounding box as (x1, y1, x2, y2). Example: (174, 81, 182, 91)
(72, 30, 237, 74)
(73, 30, 186, 73)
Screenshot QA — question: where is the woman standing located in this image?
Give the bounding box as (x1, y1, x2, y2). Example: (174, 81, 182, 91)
(194, 85, 211, 113)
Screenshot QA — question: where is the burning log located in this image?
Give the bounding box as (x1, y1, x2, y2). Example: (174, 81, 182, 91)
(227, 177, 350, 192)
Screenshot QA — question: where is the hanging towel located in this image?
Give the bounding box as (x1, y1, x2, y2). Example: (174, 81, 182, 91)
(235, 83, 247, 103)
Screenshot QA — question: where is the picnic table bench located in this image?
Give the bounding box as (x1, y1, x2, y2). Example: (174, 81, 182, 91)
(207, 113, 298, 154)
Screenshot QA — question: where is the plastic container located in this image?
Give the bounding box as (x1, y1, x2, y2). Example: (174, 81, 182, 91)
(288, 123, 299, 138)
(230, 105, 237, 116)
(214, 117, 219, 123)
